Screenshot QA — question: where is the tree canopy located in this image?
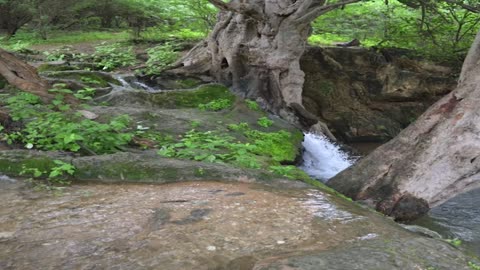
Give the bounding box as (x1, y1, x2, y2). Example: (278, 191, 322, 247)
(0, 0, 478, 62)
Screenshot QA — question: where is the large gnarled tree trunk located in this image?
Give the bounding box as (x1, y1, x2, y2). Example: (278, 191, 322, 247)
(172, 0, 359, 134)
(327, 31, 480, 221)
(0, 48, 54, 102)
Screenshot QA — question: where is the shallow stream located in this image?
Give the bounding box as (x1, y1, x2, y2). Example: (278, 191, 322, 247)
(413, 188, 480, 256)
(0, 176, 411, 269)
(299, 134, 480, 256)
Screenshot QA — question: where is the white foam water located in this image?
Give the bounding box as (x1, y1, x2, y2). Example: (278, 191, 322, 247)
(113, 74, 131, 88)
(133, 81, 157, 92)
(300, 133, 355, 182)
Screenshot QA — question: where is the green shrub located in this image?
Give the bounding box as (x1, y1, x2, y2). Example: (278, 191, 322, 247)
(469, 262, 480, 270)
(244, 129, 300, 162)
(245, 99, 260, 111)
(257, 117, 273, 128)
(20, 159, 76, 189)
(93, 43, 136, 70)
(144, 43, 179, 75)
(158, 125, 302, 171)
(227, 122, 249, 132)
(141, 27, 206, 42)
(4, 92, 134, 154)
(198, 98, 233, 111)
(5, 92, 42, 121)
(445, 238, 462, 247)
(9, 112, 133, 154)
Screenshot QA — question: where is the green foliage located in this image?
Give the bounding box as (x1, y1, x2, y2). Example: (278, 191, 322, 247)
(469, 261, 480, 270)
(0, 0, 35, 39)
(159, 0, 218, 34)
(198, 98, 233, 111)
(190, 120, 201, 128)
(311, 0, 479, 63)
(4, 91, 134, 154)
(92, 42, 136, 70)
(20, 165, 44, 178)
(18, 160, 73, 192)
(0, 31, 130, 49)
(158, 130, 239, 164)
(269, 165, 311, 181)
(144, 43, 179, 75)
(41, 46, 88, 62)
(244, 129, 301, 162)
(14, 112, 132, 153)
(141, 27, 206, 42)
(20, 159, 75, 186)
(49, 160, 76, 179)
(6, 92, 42, 121)
(74, 87, 96, 100)
(134, 129, 174, 149)
(227, 122, 249, 132)
(149, 84, 236, 108)
(445, 238, 462, 247)
(2, 40, 31, 52)
(158, 124, 302, 173)
(245, 99, 260, 111)
(257, 117, 273, 128)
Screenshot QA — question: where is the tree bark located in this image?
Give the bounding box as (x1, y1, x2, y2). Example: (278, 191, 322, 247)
(171, 0, 360, 131)
(327, 31, 480, 221)
(0, 48, 54, 103)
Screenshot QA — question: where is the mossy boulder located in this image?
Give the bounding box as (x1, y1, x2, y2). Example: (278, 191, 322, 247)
(0, 150, 70, 179)
(96, 84, 236, 109)
(0, 75, 304, 185)
(148, 84, 236, 108)
(0, 149, 308, 190)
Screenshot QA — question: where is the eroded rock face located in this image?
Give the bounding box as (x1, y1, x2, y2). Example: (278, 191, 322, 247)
(326, 33, 480, 221)
(0, 179, 476, 270)
(301, 46, 457, 142)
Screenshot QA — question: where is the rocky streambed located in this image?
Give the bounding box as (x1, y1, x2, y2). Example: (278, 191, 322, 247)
(0, 46, 477, 269)
(0, 176, 477, 270)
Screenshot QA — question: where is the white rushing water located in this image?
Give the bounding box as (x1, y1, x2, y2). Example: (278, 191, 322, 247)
(113, 74, 158, 92)
(300, 133, 355, 182)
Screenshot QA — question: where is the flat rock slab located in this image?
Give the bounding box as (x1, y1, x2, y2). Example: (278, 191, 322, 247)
(0, 179, 475, 270)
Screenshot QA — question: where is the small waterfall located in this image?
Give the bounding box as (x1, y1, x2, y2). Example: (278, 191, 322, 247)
(112, 74, 158, 92)
(300, 133, 355, 182)
(133, 81, 157, 92)
(113, 74, 131, 88)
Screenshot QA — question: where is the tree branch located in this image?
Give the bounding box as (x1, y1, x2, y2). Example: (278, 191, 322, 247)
(443, 0, 480, 13)
(292, 0, 314, 19)
(207, 0, 264, 20)
(274, 1, 303, 16)
(295, 0, 362, 24)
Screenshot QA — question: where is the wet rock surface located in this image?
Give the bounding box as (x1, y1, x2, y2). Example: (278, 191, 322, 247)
(0, 179, 476, 270)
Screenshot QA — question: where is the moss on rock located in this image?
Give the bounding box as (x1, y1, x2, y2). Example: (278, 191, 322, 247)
(149, 84, 236, 108)
(0, 150, 68, 178)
